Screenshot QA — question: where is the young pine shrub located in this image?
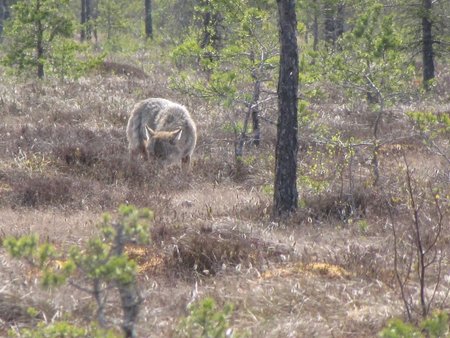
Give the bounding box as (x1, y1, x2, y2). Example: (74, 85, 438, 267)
(175, 297, 241, 338)
(3, 205, 153, 338)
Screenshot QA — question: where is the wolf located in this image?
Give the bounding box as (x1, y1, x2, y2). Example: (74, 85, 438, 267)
(126, 98, 197, 170)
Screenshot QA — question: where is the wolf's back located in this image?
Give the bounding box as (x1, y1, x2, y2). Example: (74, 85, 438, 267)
(126, 98, 172, 151)
(126, 98, 197, 162)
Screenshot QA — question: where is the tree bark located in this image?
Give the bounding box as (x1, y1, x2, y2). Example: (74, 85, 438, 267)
(250, 52, 261, 147)
(144, 0, 153, 39)
(273, 0, 299, 218)
(323, 1, 345, 46)
(0, 0, 10, 37)
(113, 223, 142, 338)
(198, 0, 223, 52)
(81, 0, 86, 41)
(80, 0, 92, 41)
(36, 0, 44, 79)
(313, 7, 319, 51)
(422, 0, 435, 90)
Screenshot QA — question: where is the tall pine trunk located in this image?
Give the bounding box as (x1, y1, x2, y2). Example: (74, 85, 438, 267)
(422, 0, 434, 90)
(273, 0, 299, 218)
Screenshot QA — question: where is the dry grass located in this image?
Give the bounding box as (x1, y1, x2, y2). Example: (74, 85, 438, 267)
(0, 63, 449, 337)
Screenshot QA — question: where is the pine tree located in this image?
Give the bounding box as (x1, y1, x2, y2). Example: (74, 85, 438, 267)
(2, 0, 74, 78)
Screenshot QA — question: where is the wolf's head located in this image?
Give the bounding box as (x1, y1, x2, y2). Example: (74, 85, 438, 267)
(145, 126, 183, 164)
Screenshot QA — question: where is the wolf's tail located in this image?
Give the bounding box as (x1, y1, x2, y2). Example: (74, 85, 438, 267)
(126, 102, 149, 154)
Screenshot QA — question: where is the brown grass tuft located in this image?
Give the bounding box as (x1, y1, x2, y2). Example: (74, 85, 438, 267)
(11, 174, 75, 207)
(166, 226, 291, 278)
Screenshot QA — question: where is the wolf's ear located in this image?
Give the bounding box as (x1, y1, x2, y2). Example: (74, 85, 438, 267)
(145, 126, 156, 138)
(174, 128, 183, 140)
(170, 128, 183, 144)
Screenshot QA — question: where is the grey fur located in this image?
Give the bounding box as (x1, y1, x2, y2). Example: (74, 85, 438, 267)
(126, 98, 197, 169)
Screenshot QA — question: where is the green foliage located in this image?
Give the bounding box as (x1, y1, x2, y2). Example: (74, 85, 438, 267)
(46, 38, 105, 80)
(3, 204, 152, 288)
(380, 312, 449, 338)
(96, 0, 142, 42)
(356, 220, 369, 233)
(299, 133, 356, 194)
(325, 1, 414, 104)
(298, 52, 325, 100)
(170, 0, 278, 106)
(26, 306, 40, 318)
(3, 234, 58, 270)
(3, 205, 153, 333)
(421, 311, 449, 338)
(52, 204, 152, 288)
(176, 297, 239, 338)
(297, 99, 315, 127)
(1, 0, 75, 78)
(9, 321, 120, 338)
(380, 318, 422, 338)
(170, 0, 279, 168)
(261, 184, 274, 197)
(222, 120, 247, 134)
(407, 111, 450, 135)
(68, 239, 137, 284)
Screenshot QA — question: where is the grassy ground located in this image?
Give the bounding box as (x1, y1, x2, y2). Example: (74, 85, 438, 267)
(0, 62, 449, 337)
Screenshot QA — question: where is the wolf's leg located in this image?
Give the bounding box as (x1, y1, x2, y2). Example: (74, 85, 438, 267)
(181, 155, 191, 172)
(129, 148, 139, 162)
(141, 144, 149, 161)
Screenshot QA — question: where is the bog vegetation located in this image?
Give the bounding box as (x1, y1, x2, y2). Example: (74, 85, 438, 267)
(0, 0, 449, 337)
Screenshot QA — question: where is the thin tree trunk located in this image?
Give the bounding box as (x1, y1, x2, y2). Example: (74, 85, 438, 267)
(0, 0, 10, 37)
(86, 0, 92, 40)
(93, 279, 107, 328)
(198, 0, 223, 52)
(113, 223, 142, 338)
(273, 0, 299, 218)
(120, 283, 142, 338)
(80, 0, 92, 41)
(324, 1, 335, 44)
(422, 0, 435, 90)
(144, 0, 153, 39)
(324, 1, 345, 46)
(250, 52, 261, 147)
(313, 8, 319, 51)
(91, 0, 98, 42)
(336, 3, 345, 39)
(36, 0, 44, 79)
(81, 0, 86, 41)
(251, 98, 260, 146)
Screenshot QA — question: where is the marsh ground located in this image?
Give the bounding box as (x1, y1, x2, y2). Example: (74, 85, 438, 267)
(0, 65, 449, 337)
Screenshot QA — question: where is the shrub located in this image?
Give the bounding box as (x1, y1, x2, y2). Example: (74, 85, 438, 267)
(9, 321, 120, 338)
(3, 205, 153, 337)
(175, 297, 237, 338)
(14, 175, 74, 207)
(380, 318, 421, 338)
(380, 312, 449, 338)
